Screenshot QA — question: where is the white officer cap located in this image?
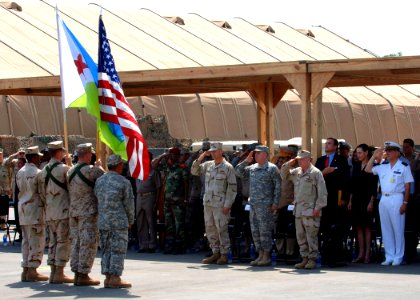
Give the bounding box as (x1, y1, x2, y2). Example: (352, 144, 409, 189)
(384, 141, 401, 151)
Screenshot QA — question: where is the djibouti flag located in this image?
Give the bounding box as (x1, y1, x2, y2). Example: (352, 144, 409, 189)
(56, 12, 98, 117)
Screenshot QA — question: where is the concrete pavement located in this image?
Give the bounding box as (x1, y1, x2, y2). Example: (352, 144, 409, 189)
(1, 244, 419, 300)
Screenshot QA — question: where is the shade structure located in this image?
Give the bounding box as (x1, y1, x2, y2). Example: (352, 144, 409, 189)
(1, 0, 420, 148)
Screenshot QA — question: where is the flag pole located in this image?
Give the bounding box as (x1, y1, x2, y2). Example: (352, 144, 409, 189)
(56, 6, 70, 165)
(96, 6, 103, 166)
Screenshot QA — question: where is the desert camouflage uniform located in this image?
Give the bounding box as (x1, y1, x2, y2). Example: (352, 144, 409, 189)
(236, 161, 281, 251)
(4, 154, 20, 198)
(67, 162, 104, 274)
(191, 158, 237, 255)
(157, 163, 189, 250)
(281, 161, 327, 260)
(95, 171, 135, 276)
(0, 160, 12, 195)
(16, 163, 45, 268)
(38, 157, 71, 267)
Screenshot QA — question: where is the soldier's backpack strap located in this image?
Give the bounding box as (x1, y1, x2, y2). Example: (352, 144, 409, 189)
(45, 162, 68, 191)
(68, 163, 95, 188)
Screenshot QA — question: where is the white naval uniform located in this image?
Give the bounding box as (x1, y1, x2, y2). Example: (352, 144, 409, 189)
(373, 160, 414, 264)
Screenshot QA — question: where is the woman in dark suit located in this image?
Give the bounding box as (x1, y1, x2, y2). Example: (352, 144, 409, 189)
(348, 144, 378, 263)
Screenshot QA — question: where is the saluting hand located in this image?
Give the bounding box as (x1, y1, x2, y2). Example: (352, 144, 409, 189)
(246, 151, 254, 163)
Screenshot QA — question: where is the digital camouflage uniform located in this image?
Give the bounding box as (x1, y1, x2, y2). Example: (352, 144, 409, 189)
(136, 168, 161, 251)
(16, 163, 45, 268)
(236, 160, 281, 251)
(191, 158, 237, 255)
(281, 161, 327, 260)
(95, 171, 135, 276)
(67, 162, 104, 274)
(157, 162, 188, 250)
(38, 157, 71, 267)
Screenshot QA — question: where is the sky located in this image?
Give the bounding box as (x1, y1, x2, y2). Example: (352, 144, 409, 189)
(74, 0, 420, 57)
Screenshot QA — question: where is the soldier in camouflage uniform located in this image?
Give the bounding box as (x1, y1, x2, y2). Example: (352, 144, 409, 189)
(67, 143, 104, 286)
(0, 148, 13, 228)
(236, 145, 281, 266)
(136, 152, 161, 252)
(281, 150, 328, 269)
(94, 154, 135, 288)
(275, 146, 297, 256)
(38, 141, 73, 284)
(191, 142, 237, 264)
(3, 148, 26, 234)
(153, 147, 189, 254)
(16, 146, 49, 282)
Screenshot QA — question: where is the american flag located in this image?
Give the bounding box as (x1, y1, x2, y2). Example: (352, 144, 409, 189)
(98, 16, 149, 180)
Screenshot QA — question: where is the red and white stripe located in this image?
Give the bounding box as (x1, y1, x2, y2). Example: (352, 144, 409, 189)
(98, 72, 150, 179)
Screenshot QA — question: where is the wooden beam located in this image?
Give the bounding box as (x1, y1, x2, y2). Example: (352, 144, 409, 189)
(121, 61, 306, 83)
(311, 72, 334, 100)
(308, 55, 420, 73)
(272, 83, 288, 108)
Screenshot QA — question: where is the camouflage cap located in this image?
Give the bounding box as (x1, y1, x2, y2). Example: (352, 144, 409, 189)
(76, 143, 93, 156)
(47, 140, 65, 150)
(26, 146, 43, 156)
(107, 154, 123, 167)
(209, 142, 223, 152)
(296, 150, 311, 159)
(254, 145, 269, 153)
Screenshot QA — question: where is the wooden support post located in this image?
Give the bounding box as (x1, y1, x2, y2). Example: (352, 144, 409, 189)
(311, 92, 323, 159)
(265, 83, 274, 158)
(250, 84, 266, 145)
(284, 73, 311, 151)
(311, 72, 334, 158)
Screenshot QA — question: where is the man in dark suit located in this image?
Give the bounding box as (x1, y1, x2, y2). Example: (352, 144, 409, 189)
(315, 137, 351, 266)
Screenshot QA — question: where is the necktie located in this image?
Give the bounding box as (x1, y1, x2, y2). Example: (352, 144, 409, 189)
(325, 156, 329, 168)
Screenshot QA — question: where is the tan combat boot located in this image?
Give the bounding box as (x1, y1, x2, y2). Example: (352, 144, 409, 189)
(257, 250, 271, 266)
(52, 266, 74, 284)
(294, 257, 309, 269)
(304, 258, 317, 269)
(107, 275, 132, 289)
(26, 267, 49, 282)
(21, 267, 28, 282)
(202, 252, 221, 264)
(49, 265, 56, 283)
(104, 273, 111, 288)
(216, 254, 228, 265)
(75, 273, 100, 286)
(250, 250, 264, 266)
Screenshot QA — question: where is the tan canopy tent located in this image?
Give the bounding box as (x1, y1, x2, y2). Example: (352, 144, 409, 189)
(2, 0, 420, 157)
